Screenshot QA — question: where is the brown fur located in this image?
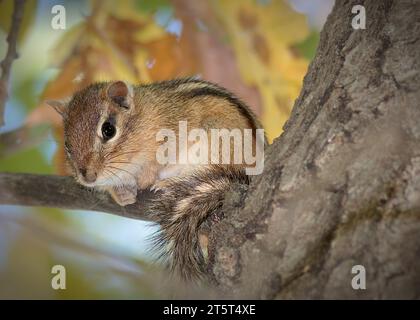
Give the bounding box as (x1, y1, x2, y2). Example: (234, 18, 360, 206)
(52, 78, 265, 280)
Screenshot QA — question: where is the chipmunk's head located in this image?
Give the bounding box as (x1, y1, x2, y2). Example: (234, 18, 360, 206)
(47, 81, 139, 187)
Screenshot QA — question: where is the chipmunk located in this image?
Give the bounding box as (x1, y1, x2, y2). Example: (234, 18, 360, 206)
(47, 78, 265, 280)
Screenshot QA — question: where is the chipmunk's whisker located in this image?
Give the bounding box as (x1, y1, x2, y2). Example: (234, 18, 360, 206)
(105, 149, 141, 161)
(106, 165, 138, 181)
(107, 160, 142, 170)
(103, 168, 125, 187)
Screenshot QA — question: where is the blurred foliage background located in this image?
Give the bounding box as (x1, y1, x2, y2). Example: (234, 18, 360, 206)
(0, 0, 334, 298)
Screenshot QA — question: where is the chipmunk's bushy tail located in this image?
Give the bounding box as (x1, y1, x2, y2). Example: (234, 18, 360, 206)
(148, 165, 248, 280)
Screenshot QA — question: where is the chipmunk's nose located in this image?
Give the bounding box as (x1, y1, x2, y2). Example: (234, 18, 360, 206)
(79, 167, 97, 183)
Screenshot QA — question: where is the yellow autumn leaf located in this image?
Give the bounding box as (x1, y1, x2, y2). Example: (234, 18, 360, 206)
(213, 0, 310, 141)
(48, 22, 86, 67)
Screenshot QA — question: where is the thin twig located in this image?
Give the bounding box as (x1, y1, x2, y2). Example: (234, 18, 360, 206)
(0, 0, 26, 127)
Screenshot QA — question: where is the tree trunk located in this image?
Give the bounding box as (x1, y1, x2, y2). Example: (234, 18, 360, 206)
(207, 0, 420, 299)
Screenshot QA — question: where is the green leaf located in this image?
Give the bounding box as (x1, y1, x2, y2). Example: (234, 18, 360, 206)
(135, 0, 171, 13)
(294, 31, 320, 61)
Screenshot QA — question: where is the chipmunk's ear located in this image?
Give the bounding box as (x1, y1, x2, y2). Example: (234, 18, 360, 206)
(106, 81, 133, 110)
(46, 99, 68, 117)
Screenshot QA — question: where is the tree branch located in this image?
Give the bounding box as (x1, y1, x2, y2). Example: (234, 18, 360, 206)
(0, 0, 26, 127)
(0, 172, 155, 221)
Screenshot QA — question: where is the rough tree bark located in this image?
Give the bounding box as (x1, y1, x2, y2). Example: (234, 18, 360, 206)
(206, 0, 420, 298)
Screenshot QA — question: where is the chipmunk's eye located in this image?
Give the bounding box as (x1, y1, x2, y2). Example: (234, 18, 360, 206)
(101, 121, 116, 141)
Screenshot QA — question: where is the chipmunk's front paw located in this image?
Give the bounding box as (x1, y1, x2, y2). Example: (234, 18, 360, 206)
(109, 185, 137, 206)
